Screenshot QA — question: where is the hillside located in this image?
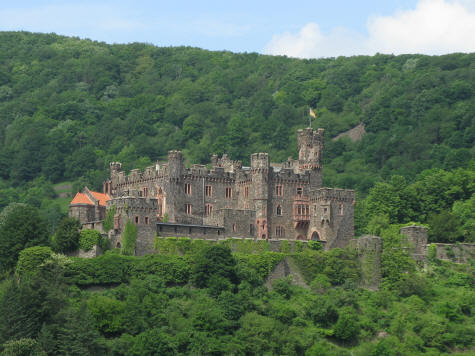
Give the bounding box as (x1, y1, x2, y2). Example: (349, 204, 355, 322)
(0, 31, 473, 239)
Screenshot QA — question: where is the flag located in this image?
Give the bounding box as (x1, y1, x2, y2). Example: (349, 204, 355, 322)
(309, 108, 316, 118)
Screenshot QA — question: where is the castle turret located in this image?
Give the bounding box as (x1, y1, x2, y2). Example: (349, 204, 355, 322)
(108, 162, 123, 195)
(298, 128, 324, 188)
(167, 150, 184, 222)
(251, 153, 270, 239)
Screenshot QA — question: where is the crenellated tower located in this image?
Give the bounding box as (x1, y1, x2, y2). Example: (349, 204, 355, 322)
(251, 153, 270, 239)
(298, 128, 324, 188)
(167, 150, 184, 222)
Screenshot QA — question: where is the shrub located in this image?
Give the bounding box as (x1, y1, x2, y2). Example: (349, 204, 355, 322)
(16, 246, 53, 276)
(121, 220, 136, 256)
(79, 230, 102, 251)
(192, 244, 238, 288)
(334, 307, 360, 342)
(308, 240, 323, 251)
(52, 217, 81, 253)
(102, 206, 115, 233)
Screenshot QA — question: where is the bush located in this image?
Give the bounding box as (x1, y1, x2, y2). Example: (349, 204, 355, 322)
(333, 307, 360, 342)
(79, 229, 102, 251)
(307, 240, 323, 251)
(121, 220, 137, 256)
(16, 246, 53, 276)
(52, 217, 81, 253)
(0, 203, 48, 272)
(192, 244, 238, 288)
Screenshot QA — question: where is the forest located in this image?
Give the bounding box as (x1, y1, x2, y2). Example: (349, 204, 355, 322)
(0, 31, 473, 355)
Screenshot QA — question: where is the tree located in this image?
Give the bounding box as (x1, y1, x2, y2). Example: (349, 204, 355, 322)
(121, 220, 137, 256)
(428, 211, 462, 243)
(16, 246, 53, 276)
(52, 217, 81, 253)
(192, 245, 238, 288)
(333, 307, 359, 342)
(79, 229, 102, 251)
(0, 203, 48, 272)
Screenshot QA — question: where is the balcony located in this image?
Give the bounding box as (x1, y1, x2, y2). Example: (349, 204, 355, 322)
(293, 199, 310, 228)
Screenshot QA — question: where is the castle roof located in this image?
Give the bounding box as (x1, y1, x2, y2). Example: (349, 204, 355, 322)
(70, 191, 110, 206)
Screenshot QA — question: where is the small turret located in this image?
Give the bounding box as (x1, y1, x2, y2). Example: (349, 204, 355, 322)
(297, 128, 324, 171)
(168, 150, 184, 180)
(250, 153, 269, 170)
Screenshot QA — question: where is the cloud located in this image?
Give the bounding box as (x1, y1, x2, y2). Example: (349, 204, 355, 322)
(264, 0, 475, 58)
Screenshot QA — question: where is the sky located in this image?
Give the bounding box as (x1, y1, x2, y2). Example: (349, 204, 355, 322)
(1, 0, 475, 58)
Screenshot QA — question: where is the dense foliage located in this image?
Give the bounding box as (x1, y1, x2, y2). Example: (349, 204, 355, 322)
(0, 31, 472, 240)
(0, 242, 473, 355)
(0, 31, 473, 354)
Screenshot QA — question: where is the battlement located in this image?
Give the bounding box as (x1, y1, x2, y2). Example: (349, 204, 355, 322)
(107, 196, 158, 211)
(251, 152, 270, 169)
(310, 188, 355, 202)
(168, 150, 183, 160)
(110, 162, 122, 172)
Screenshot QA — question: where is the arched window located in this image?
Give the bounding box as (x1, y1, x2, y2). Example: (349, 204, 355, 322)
(276, 205, 282, 216)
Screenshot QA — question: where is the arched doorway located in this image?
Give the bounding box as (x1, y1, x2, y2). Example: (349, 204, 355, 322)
(116, 241, 121, 248)
(311, 231, 321, 241)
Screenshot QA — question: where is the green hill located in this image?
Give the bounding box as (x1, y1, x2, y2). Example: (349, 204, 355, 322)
(0, 31, 473, 238)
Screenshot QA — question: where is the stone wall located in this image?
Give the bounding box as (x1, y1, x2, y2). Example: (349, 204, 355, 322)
(432, 243, 475, 264)
(350, 235, 382, 290)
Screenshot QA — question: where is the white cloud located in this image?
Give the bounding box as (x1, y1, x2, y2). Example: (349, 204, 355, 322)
(264, 0, 475, 58)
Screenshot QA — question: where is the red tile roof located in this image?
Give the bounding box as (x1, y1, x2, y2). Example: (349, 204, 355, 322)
(70, 191, 110, 206)
(90, 191, 111, 206)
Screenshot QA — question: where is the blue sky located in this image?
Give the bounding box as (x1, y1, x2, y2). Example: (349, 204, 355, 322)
(1, 0, 475, 57)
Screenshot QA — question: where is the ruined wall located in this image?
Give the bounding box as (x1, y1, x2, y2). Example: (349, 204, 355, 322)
(431, 243, 475, 264)
(350, 235, 382, 290)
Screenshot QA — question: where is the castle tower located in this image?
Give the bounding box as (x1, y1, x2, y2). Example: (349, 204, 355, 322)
(167, 150, 184, 222)
(251, 153, 270, 239)
(108, 162, 123, 195)
(298, 128, 324, 188)
(308, 188, 355, 249)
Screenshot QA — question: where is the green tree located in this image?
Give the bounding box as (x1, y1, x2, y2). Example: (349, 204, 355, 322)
(333, 307, 359, 342)
(52, 217, 81, 253)
(79, 229, 102, 251)
(121, 220, 137, 256)
(192, 244, 238, 288)
(16, 246, 53, 276)
(0, 203, 48, 272)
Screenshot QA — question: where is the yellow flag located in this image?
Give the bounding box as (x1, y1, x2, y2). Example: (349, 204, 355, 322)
(309, 108, 316, 118)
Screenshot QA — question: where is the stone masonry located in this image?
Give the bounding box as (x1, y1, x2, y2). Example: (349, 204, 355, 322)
(73, 128, 356, 254)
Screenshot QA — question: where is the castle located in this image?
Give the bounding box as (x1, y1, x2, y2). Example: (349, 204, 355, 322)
(70, 128, 355, 255)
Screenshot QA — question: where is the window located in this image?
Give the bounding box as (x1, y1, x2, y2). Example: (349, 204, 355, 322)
(276, 205, 282, 216)
(275, 185, 283, 196)
(296, 187, 303, 196)
(144, 216, 149, 224)
(232, 223, 236, 232)
(323, 207, 328, 214)
(250, 224, 254, 234)
(306, 205, 309, 216)
(185, 204, 192, 215)
(338, 204, 344, 216)
(244, 186, 249, 198)
(205, 185, 212, 197)
(313, 204, 317, 216)
(135, 216, 140, 224)
(143, 187, 148, 197)
(225, 187, 232, 199)
(275, 225, 285, 237)
(185, 183, 192, 195)
(205, 204, 213, 216)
